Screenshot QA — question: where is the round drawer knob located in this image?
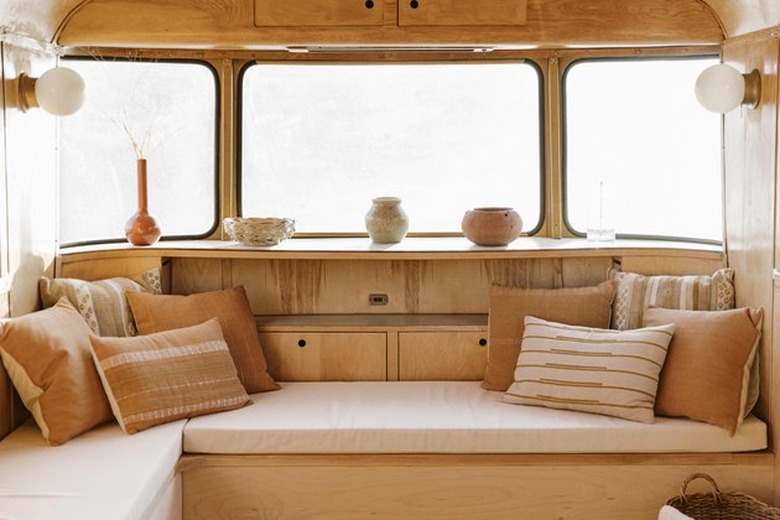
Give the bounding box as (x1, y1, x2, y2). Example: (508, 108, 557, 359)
(365, 0, 374, 8)
(298, 339, 307, 348)
(479, 338, 488, 347)
(410, 0, 419, 8)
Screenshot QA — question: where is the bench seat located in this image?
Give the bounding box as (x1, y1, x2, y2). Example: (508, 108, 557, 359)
(183, 381, 767, 455)
(0, 419, 186, 520)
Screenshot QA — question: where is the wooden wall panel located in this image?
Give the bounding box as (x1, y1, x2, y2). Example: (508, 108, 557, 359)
(617, 255, 726, 276)
(722, 35, 779, 503)
(177, 257, 616, 315)
(703, 0, 780, 38)
(56, 255, 162, 280)
(724, 37, 778, 426)
(0, 43, 59, 440)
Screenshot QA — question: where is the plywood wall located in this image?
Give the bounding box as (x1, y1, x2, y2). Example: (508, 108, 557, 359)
(0, 42, 59, 441)
(722, 33, 780, 502)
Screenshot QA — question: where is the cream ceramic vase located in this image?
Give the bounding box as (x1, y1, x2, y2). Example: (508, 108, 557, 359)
(365, 197, 409, 243)
(461, 207, 522, 246)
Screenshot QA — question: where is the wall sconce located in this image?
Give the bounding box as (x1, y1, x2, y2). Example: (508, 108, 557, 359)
(695, 63, 761, 113)
(17, 67, 85, 116)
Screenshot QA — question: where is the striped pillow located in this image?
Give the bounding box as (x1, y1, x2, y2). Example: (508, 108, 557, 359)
(40, 268, 162, 337)
(90, 318, 250, 434)
(503, 316, 675, 423)
(610, 268, 734, 330)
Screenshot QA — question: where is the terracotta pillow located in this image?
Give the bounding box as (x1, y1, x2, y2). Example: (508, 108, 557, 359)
(39, 267, 162, 337)
(91, 318, 251, 434)
(643, 307, 763, 436)
(126, 286, 278, 393)
(481, 280, 617, 392)
(0, 297, 113, 445)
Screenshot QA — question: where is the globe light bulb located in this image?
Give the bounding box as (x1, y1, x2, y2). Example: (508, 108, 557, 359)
(694, 64, 745, 114)
(33, 67, 86, 116)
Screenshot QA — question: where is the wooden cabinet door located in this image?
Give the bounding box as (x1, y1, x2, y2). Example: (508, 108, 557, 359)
(398, 0, 527, 26)
(398, 331, 488, 380)
(260, 332, 387, 381)
(254, 0, 383, 27)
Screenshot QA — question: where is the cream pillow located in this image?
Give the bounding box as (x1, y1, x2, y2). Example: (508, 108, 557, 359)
(0, 297, 113, 445)
(39, 268, 162, 337)
(503, 316, 674, 423)
(610, 268, 735, 330)
(90, 318, 251, 434)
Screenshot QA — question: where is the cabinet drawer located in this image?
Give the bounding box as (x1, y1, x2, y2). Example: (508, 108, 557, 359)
(398, 0, 527, 26)
(398, 331, 488, 380)
(260, 332, 387, 381)
(254, 0, 384, 27)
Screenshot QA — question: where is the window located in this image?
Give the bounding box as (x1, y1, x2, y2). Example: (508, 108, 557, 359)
(59, 59, 218, 246)
(563, 57, 722, 242)
(240, 61, 543, 235)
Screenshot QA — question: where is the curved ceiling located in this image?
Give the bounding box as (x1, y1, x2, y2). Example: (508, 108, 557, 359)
(0, 0, 778, 48)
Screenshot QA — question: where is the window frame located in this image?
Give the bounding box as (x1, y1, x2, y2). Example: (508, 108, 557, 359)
(59, 56, 222, 248)
(560, 54, 723, 245)
(236, 55, 547, 238)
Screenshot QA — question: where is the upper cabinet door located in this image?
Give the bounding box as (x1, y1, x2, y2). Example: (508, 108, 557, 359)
(398, 0, 528, 26)
(254, 0, 384, 27)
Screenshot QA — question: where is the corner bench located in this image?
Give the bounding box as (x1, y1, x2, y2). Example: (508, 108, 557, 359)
(0, 382, 771, 520)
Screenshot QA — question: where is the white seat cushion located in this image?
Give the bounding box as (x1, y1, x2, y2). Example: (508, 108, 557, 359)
(183, 381, 767, 454)
(0, 419, 185, 520)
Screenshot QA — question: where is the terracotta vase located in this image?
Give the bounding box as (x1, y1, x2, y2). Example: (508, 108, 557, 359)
(365, 197, 409, 243)
(461, 207, 522, 246)
(124, 158, 162, 246)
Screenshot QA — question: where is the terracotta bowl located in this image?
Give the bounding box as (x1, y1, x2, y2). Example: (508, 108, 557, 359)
(461, 207, 522, 246)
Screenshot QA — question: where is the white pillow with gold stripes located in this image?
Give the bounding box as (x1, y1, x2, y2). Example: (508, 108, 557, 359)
(90, 318, 250, 434)
(503, 316, 675, 423)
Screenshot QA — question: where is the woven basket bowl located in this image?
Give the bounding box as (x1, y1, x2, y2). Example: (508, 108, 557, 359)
(223, 217, 295, 246)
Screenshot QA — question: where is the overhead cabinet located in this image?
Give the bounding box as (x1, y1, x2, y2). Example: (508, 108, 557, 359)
(398, 0, 528, 26)
(254, 0, 384, 27)
(253, 0, 527, 27)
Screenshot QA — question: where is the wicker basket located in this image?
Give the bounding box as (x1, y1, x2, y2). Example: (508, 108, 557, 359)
(223, 217, 295, 246)
(665, 473, 780, 519)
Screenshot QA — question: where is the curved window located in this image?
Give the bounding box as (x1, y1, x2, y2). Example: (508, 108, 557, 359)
(563, 57, 722, 242)
(59, 58, 219, 246)
(240, 61, 543, 235)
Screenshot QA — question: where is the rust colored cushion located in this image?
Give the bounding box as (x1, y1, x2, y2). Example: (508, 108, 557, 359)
(126, 286, 278, 393)
(0, 297, 113, 445)
(481, 281, 617, 392)
(91, 318, 251, 434)
(643, 307, 763, 436)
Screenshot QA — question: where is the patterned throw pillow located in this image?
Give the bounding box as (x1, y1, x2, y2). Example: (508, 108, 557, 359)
(609, 268, 735, 330)
(90, 318, 251, 434)
(39, 268, 162, 337)
(503, 316, 674, 424)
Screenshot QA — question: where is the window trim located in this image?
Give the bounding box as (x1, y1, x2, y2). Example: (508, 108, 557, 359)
(560, 54, 723, 245)
(59, 56, 222, 248)
(237, 55, 547, 237)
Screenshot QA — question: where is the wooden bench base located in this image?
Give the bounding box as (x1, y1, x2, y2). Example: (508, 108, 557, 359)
(180, 453, 774, 519)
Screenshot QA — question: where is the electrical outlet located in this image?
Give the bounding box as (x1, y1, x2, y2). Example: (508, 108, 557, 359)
(368, 293, 389, 306)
